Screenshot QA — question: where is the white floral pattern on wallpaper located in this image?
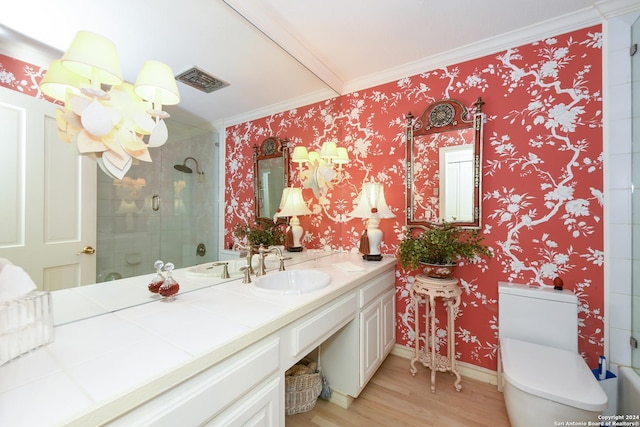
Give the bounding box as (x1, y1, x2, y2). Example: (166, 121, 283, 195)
(225, 26, 603, 369)
(0, 25, 603, 371)
(0, 56, 43, 94)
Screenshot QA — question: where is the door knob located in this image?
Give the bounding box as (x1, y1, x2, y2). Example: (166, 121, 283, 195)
(77, 246, 95, 255)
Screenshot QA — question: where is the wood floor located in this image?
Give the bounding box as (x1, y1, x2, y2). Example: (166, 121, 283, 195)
(285, 354, 511, 427)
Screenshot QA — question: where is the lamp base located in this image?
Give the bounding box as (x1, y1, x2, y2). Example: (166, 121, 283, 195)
(286, 246, 303, 252)
(363, 254, 383, 261)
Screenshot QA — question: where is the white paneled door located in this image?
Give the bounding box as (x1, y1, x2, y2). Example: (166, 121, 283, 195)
(0, 86, 96, 291)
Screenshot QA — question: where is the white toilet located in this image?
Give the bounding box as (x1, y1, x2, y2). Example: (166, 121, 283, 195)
(498, 282, 607, 427)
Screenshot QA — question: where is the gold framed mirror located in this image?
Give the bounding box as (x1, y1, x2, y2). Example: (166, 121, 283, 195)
(406, 97, 485, 229)
(254, 136, 290, 220)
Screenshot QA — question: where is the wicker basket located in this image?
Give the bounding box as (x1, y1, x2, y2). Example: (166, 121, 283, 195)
(285, 361, 322, 415)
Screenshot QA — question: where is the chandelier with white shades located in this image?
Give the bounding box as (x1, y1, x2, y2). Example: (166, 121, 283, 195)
(39, 31, 180, 179)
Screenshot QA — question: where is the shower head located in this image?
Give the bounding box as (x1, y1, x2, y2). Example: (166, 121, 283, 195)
(174, 157, 200, 174)
(174, 163, 193, 173)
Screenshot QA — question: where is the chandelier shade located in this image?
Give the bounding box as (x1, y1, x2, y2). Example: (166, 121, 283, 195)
(39, 60, 88, 102)
(320, 140, 338, 160)
(61, 31, 123, 87)
(291, 146, 310, 165)
(134, 60, 181, 107)
(40, 30, 180, 180)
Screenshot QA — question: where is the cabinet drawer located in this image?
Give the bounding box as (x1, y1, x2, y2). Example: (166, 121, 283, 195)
(359, 269, 395, 308)
(110, 337, 280, 426)
(292, 293, 357, 357)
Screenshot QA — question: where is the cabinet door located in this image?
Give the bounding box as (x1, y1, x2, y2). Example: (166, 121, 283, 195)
(381, 289, 396, 355)
(359, 301, 381, 388)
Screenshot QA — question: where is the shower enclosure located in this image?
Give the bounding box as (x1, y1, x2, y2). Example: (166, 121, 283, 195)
(96, 121, 219, 281)
(633, 15, 640, 372)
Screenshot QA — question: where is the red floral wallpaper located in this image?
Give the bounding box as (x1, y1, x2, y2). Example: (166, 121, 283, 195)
(0, 24, 603, 371)
(0, 55, 46, 96)
(224, 25, 604, 370)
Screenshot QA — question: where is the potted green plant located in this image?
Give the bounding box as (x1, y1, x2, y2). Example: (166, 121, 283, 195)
(233, 219, 285, 247)
(397, 221, 492, 278)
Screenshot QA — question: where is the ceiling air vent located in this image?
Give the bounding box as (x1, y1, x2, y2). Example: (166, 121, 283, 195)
(175, 66, 229, 93)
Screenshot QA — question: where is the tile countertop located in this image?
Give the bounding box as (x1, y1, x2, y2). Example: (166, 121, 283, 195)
(0, 252, 397, 426)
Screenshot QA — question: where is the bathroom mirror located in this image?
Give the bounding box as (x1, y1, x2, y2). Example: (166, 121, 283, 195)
(254, 136, 290, 220)
(0, 3, 339, 326)
(406, 97, 485, 229)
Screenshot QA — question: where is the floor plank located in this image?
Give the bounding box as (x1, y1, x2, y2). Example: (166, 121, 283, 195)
(285, 354, 511, 427)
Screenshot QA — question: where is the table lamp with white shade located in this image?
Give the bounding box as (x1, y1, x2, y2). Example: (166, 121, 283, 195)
(350, 182, 396, 261)
(274, 187, 312, 252)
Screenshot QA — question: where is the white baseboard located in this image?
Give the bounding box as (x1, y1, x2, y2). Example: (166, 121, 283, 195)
(327, 344, 501, 410)
(391, 344, 499, 386)
(326, 388, 353, 409)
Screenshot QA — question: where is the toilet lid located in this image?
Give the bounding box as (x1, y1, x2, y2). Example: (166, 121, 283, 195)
(500, 338, 608, 411)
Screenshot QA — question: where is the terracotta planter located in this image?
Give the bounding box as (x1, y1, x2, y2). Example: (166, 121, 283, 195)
(420, 262, 457, 279)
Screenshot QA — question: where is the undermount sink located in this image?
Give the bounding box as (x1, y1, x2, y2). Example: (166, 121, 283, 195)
(253, 270, 331, 295)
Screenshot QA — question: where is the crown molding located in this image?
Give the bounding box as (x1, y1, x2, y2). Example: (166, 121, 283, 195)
(343, 6, 605, 94)
(220, 86, 337, 128)
(220, 0, 640, 127)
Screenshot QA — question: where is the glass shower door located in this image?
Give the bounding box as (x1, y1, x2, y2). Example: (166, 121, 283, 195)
(96, 122, 218, 281)
(632, 15, 640, 370)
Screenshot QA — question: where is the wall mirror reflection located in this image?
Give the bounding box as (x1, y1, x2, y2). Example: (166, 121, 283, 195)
(406, 97, 485, 229)
(254, 136, 290, 220)
(0, 1, 338, 326)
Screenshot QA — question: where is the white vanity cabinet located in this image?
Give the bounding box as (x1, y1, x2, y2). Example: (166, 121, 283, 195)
(108, 265, 396, 425)
(0, 254, 397, 427)
(320, 269, 396, 405)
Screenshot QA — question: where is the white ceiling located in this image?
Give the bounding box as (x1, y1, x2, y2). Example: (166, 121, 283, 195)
(0, 0, 629, 130)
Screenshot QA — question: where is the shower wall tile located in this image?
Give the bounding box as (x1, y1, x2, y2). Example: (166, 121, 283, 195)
(610, 326, 632, 366)
(610, 258, 632, 295)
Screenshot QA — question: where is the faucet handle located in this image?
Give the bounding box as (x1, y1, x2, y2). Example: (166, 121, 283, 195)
(278, 256, 292, 271)
(212, 262, 230, 279)
(239, 266, 252, 284)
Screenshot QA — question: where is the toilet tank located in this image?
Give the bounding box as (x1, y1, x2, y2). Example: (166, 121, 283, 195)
(498, 281, 578, 352)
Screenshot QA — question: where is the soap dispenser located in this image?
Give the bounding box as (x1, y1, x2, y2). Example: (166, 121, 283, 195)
(159, 262, 179, 299)
(148, 260, 165, 294)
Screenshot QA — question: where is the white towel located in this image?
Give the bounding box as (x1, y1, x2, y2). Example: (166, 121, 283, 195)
(334, 262, 365, 273)
(0, 259, 36, 303)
